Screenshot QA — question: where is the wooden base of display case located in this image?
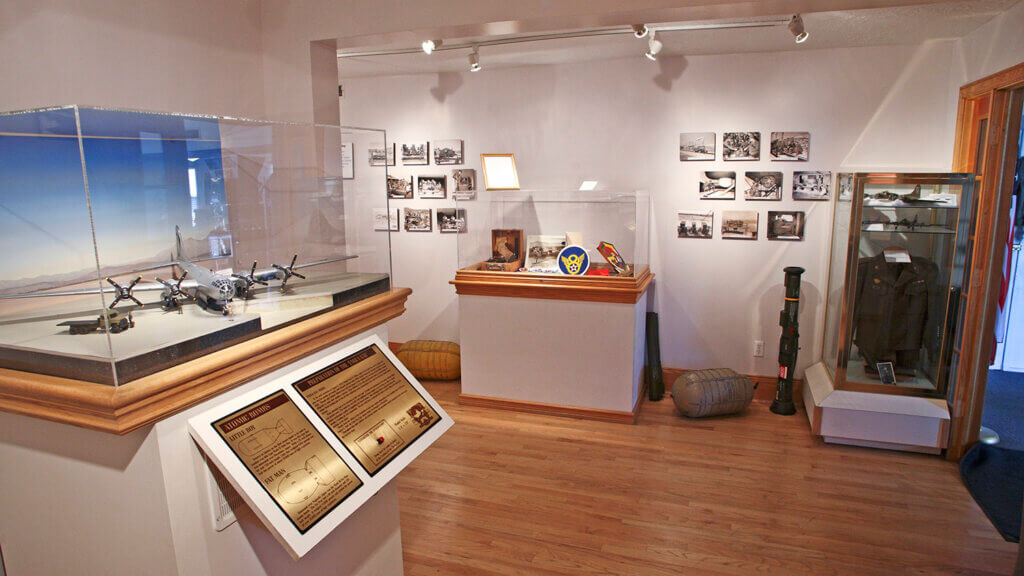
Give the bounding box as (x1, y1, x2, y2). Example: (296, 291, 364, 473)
(0, 288, 412, 434)
(452, 264, 652, 304)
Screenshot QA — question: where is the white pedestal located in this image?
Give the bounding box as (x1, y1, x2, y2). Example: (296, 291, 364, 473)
(459, 293, 648, 421)
(0, 325, 404, 576)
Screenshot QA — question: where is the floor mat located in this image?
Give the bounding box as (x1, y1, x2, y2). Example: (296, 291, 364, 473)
(959, 442, 1024, 543)
(984, 370, 1024, 451)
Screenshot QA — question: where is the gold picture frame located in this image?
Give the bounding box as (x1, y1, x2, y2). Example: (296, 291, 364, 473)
(481, 153, 520, 190)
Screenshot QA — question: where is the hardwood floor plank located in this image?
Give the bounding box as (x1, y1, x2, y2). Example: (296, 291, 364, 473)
(397, 381, 1017, 575)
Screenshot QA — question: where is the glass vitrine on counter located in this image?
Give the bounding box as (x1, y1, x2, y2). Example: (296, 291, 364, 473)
(822, 173, 975, 398)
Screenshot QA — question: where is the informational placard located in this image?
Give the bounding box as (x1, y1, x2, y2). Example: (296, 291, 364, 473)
(188, 334, 452, 559)
(294, 344, 441, 475)
(212, 390, 362, 533)
(341, 141, 355, 179)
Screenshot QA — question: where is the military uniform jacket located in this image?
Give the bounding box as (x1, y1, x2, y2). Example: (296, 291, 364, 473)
(853, 253, 938, 360)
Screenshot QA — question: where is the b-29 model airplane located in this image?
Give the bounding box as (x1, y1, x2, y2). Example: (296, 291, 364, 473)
(2, 226, 356, 316)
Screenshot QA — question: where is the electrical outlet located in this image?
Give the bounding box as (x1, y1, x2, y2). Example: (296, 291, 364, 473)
(754, 340, 765, 357)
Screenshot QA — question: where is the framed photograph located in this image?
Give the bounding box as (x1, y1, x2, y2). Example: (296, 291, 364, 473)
(387, 175, 413, 199)
(452, 169, 476, 199)
(401, 142, 429, 165)
(838, 173, 854, 201)
(770, 132, 810, 161)
(437, 208, 467, 233)
(767, 211, 805, 240)
(433, 140, 464, 165)
(679, 132, 715, 161)
(373, 208, 400, 231)
(417, 175, 447, 199)
(722, 132, 761, 161)
(481, 153, 520, 190)
(721, 210, 758, 240)
(525, 234, 567, 273)
(700, 171, 736, 200)
(744, 171, 783, 200)
(677, 211, 713, 239)
(403, 208, 432, 232)
(793, 171, 832, 200)
(489, 229, 524, 266)
(341, 142, 354, 180)
(368, 142, 395, 166)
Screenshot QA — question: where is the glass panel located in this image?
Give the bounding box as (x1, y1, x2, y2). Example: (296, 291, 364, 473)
(0, 106, 391, 387)
(822, 173, 853, 378)
(455, 189, 648, 276)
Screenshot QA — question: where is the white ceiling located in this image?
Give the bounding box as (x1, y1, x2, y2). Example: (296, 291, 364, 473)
(337, 0, 1017, 78)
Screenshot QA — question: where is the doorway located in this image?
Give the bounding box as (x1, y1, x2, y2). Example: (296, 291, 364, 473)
(986, 106, 1024, 450)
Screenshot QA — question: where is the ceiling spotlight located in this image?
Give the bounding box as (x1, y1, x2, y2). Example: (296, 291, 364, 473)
(469, 47, 481, 72)
(632, 24, 649, 39)
(421, 39, 442, 54)
(645, 31, 662, 61)
(788, 14, 808, 43)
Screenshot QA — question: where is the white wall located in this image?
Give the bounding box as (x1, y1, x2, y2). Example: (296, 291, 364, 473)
(341, 43, 966, 376)
(0, 1, 265, 117)
(958, 0, 1024, 84)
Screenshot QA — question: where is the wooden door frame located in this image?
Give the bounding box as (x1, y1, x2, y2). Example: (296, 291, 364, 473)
(948, 61, 1024, 460)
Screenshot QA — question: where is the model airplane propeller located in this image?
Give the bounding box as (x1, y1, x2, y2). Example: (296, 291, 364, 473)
(272, 254, 306, 289)
(106, 276, 144, 309)
(230, 261, 268, 296)
(155, 270, 192, 311)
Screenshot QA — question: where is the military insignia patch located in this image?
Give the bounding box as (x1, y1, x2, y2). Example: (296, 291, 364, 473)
(557, 245, 590, 275)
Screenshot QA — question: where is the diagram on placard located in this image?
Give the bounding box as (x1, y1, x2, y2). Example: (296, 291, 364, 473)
(278, 456, 337, 504)
(237, 419, 293, 457)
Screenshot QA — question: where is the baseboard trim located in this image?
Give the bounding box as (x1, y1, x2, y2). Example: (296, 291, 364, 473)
(662, 368, 804, 408)
(458, 393, 639, 424)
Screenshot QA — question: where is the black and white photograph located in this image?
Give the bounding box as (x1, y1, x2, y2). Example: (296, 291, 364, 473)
(401, 142, 429, 165)
(452, 169, 476, 199)
(699, 171, 736, 200)
(373, 208, 400, 231)
(387, 175, 413, 199)
(369, 142, 396, 166)
(770, 132, 810, 161)
(721, 210, 758, 240)
(744, 171, 783, 200)
(403, 207, 432, 232)
(437, 208, 467, 233)
(417, 175, 447, 199)
(838, 173, 853, 200)
(679, 132, 715, 161)
(525, 235, 567, 273)
(767, 211, 806, 240)
(722, 132, 761, 161)
(793, 170, 832, 200)
(433, 139, 464, 165)
(677, 211, 713, 239)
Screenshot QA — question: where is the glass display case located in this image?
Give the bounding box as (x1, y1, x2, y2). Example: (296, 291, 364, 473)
(0, 106, 392, 387)
(454, 189, 649, 280)
(822, 173, 974, 398)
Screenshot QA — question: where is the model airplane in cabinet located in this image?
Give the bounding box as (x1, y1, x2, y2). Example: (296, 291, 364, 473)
(1, 226, 356, 317)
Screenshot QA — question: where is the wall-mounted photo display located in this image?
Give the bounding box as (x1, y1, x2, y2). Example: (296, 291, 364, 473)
(722, 132, 761, 161)
(699, 171, 736, 200)
(452, 169, 476, 199)
(341, 142, 355, 179)
(679, 132, 715, 161)
(373, 208, 400, 231)
(437, 208, 467, 233)
(403, 208, 432, 232)
(744, 171, 783, 200)
(417, 175, 447, 199)
(387, 175, 413, 199)
(433, 140, 464, 165)
(677, 211, 713, 239)
(770, 132, 810, 161)
(838, 173, 854, 201)
(793, 170, 832, 200)
(401, 142, 429, 165)
(721, 210, 758, 240)
(368, 142, 396, 166)
(767, 211, 806, 240)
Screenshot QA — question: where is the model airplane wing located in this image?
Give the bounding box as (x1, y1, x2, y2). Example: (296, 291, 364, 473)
(0, 277, 198, 299)
(251, 254, 358, 285)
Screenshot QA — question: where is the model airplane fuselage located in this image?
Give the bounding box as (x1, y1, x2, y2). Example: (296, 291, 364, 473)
(1, 226, 356, 316)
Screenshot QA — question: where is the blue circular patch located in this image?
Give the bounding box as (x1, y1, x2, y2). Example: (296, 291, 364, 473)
(557, 245, 590, 275)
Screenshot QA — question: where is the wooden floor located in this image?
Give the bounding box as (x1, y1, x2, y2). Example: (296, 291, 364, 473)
(397, 381, 1017, 575)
